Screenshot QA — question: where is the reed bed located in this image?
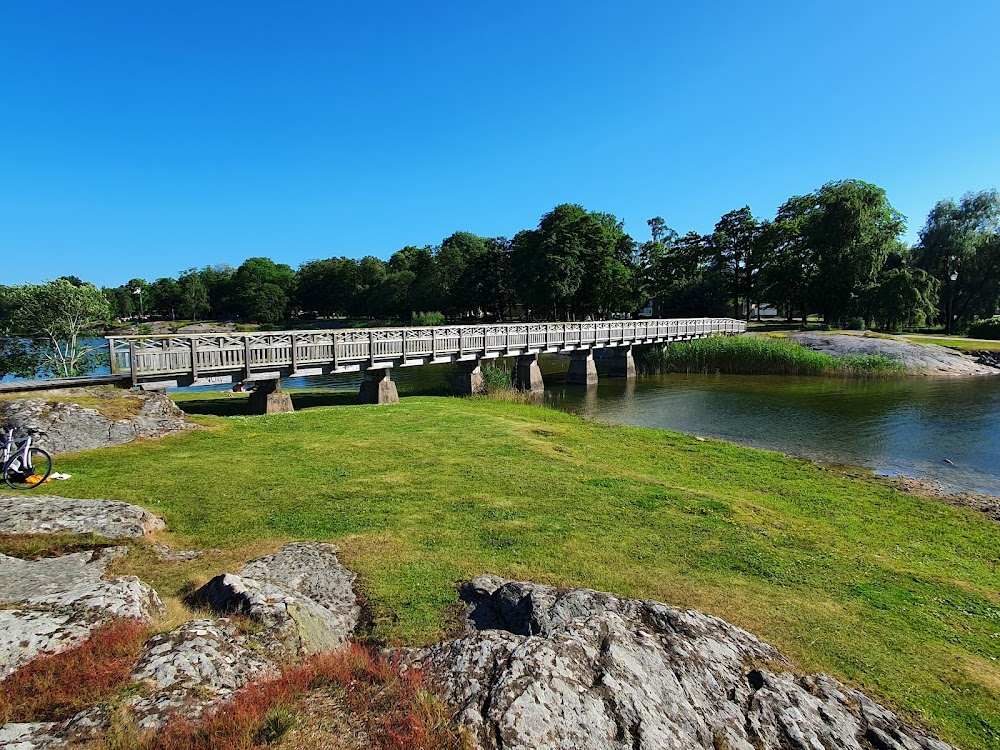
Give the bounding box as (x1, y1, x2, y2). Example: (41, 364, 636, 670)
(478, 362, 538, 403)
(637, 335, 906, 378)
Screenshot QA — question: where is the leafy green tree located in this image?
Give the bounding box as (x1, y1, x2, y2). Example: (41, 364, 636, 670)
(711, 207, 763, 320)
(863, 267, 939, 332)
(648, 230, 729, 318)
(177, 269, 210, 320)
(147, 277, 182, 318)
(352, 256, 388, 318)
(804, 180, 905, 324)
(915, 190, 1000, 331)
(232, 257, 296, 322)
(513, 204, 634, 320)
(465, 237, 516, 320)
(242, 284, 289, 324)
(198, 264, 235, 318)
(439, 232, 489, 318)
(0, 279, 110, 377)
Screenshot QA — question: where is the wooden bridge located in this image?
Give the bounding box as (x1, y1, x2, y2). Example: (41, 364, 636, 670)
(108, 318, 746, 412)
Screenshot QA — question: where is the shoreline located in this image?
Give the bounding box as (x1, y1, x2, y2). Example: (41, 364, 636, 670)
(880, 475, 1000, 523)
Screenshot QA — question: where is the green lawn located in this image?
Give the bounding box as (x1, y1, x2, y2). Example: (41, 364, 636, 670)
(43, 395, 1000, 749)
(906, 335, 1000, 352)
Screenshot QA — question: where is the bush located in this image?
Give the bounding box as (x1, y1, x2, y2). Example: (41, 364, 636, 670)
(410, 311, 445, 327)
(968, 317, 1000, 340)
(137, 323, 154, 335)
(845, 317, 867, 331)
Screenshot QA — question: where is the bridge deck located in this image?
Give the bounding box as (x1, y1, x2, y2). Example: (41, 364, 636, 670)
(108, 318, 747, 389)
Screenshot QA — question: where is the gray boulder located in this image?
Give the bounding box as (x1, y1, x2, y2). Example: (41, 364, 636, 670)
(187, 542, 360, 657)
(0, 389, 193, 455)
(123, 618, 279, 731)
(0, 547, 164, 680)
(407, 576, 957, 750)
(0, 496, 165, 538)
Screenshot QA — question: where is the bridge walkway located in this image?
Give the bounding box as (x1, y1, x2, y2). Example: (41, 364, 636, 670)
(104, 318, 746, 413)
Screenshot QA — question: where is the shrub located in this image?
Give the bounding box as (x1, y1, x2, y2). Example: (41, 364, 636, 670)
(137, 323, 154, 335)
(845, 317, 867, 331)
(411, 311, 445, 327)
(968, 317, 1000, 340)
(0, 619, 149, 723)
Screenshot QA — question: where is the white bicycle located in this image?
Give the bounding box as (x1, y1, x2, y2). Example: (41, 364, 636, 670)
(1, 429, 52, 490)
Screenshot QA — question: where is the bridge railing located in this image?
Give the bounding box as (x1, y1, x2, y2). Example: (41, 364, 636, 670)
(108, 318, 746, 380)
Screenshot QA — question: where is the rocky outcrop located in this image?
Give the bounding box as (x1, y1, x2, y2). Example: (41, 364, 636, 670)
(0, 495, 165, 537)
(974, 350, 1000, 369)
(0, 543, 361, 746)
(187, 542, 361, 657)
(0, 547, 164, 680)
(124, 618, 280, 731)
(0, 389, 193, 454)
(790, 331, 998, 377)
(407, 575, 956, 750)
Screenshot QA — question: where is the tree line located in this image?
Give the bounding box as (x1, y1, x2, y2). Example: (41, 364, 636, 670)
(3, 179, 1000, 377)
(93, 180, 999, 332)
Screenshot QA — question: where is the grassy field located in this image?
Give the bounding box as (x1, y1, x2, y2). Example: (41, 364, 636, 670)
(35, 394, 1000, 749)
(906, 335, 1000, 352)
(639, 335, 907, 377)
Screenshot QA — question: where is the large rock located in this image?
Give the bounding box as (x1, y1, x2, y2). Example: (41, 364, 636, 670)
(0, 388, 193, 454)
(0, 547, 164, 680)
(188, 542, 360, 657)
(790, 331, 998, 377)
(0, 495, 165, 538)
(407, 576, 957, 750)
(124, 618, 279, 731)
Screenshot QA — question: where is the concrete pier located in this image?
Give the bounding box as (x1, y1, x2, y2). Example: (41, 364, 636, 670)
(514, 354, 544, 393)
(608, 346, 636, 379)
(452, 360, 486, 396)
(567, 351, 599, 385)
(247, 378, 294, 415)
(358, 368, 399, 405)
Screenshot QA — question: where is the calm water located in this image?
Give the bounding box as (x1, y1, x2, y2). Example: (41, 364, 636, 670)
(212, 356, 1000, 496)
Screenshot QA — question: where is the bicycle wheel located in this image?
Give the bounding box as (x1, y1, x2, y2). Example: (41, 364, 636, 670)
(5, 447, 53, 490)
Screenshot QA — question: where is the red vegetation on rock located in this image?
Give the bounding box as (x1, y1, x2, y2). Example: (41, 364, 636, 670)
(149, 642, 464, 750)
(0, 618, 150, 723)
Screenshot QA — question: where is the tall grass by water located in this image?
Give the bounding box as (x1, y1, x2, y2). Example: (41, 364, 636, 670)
(638, 335, 906, 377)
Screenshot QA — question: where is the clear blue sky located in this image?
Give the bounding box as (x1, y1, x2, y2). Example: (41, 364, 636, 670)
(1, 1, 997, 287)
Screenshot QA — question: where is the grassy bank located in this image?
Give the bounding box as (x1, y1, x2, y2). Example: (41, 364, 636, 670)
(39, 397, 1000, 749)
(906, 335, 1000, 353)
(639, 335, 907, 377)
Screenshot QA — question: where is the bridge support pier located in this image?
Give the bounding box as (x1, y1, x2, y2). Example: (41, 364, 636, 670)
(514, 354, 544, 393)
(452, 360, 486, 396)
(359, 367, 399, 405)
(566, 350, 598, 386)
(608, 346, 636, 379)
(247, 378, 294, 415)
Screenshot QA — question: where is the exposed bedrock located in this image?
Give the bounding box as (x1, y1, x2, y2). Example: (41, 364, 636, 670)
(0, 495, 165, 538)
(406, 575, 957, 750)
(0, 388, 193, 455)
